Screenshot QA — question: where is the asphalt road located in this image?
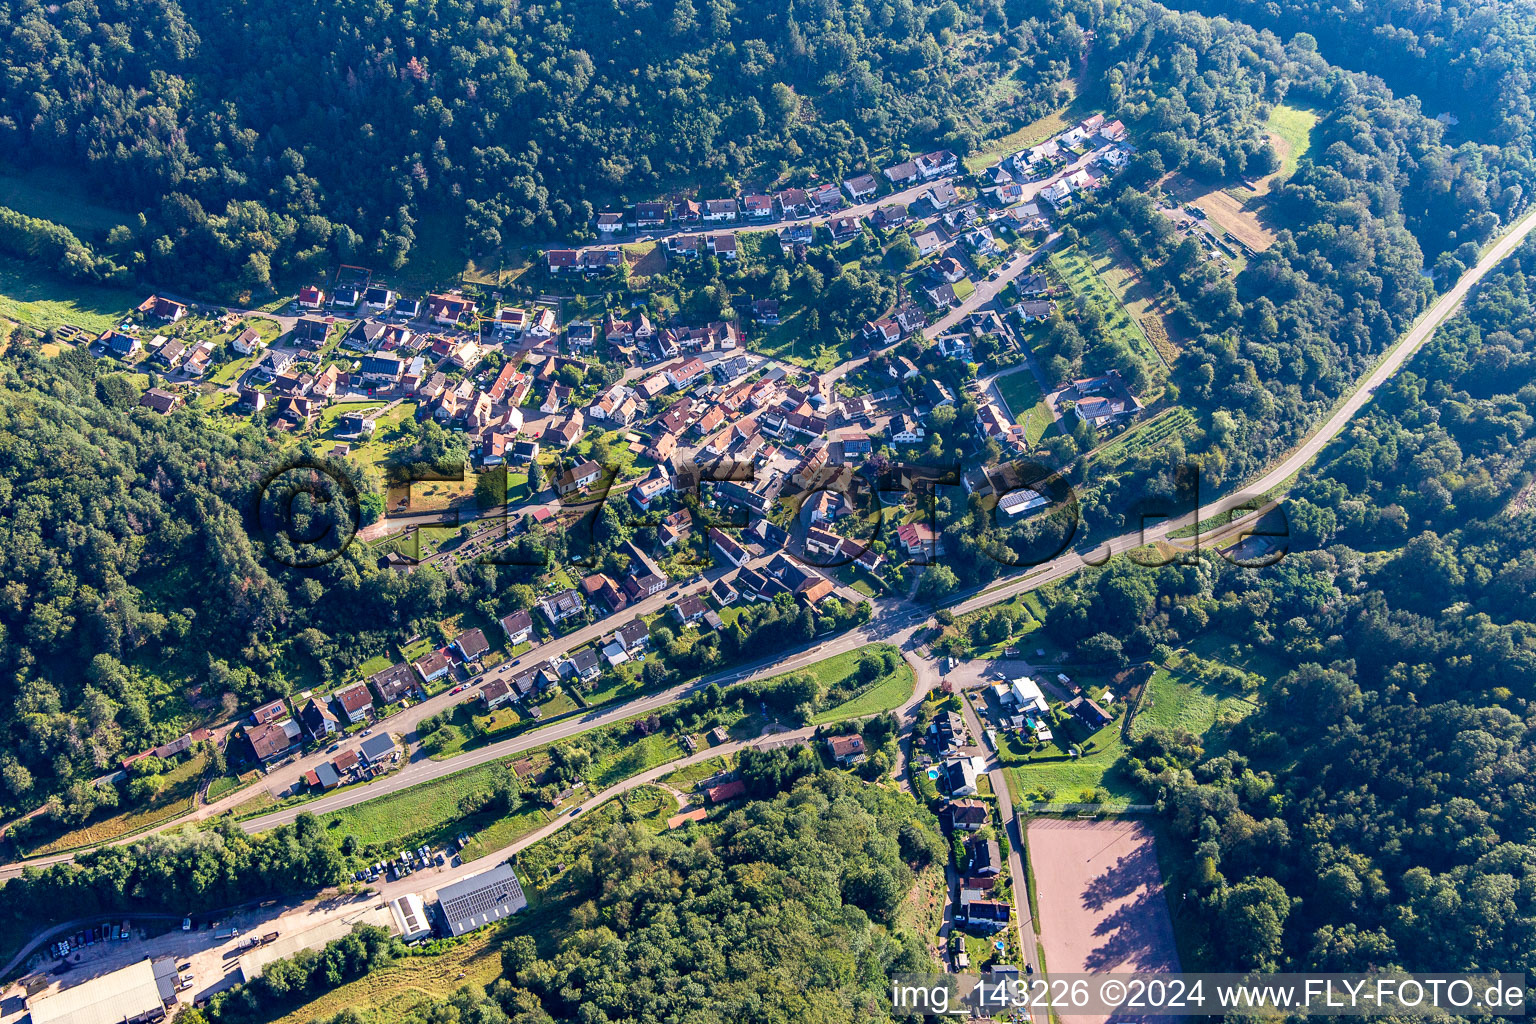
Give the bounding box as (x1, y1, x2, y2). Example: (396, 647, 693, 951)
(7, 208, 1531, 883)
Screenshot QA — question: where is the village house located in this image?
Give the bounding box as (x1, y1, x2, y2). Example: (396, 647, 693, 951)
(706, 233, 738, 259)
(138, 388, 183, 415)
(556, 459, 603, 495)
(709, 527, 751, 568)
(500, 609, 534, 647)
(428, 293, 476, 325)
(843, 173, 879, 201)
(704, 199, 739, 222)
(333, 682, 374, 724)
(370, 663, 419, 705)
(871, 204, 909, 230)
(635, 201, 668, 227)
(138, 294, 187, 322)
(538, 588, 586, 627)
(480, 678, 514, 711)
(897, 521, 942, 559)
(883, 159, 919, 185)
(454, 627, 490, 662)
(915, 149, 958, 178)
(775, 188, 812, 218)
(925, 180, 959, 210)
(413, 648, 453, 683)
(298, 285, 324, 309)
(827, 734, 867, 766)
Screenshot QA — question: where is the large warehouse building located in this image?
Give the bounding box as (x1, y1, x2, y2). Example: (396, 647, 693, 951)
(435, 863, 528, 937)
(27, 957, 178, 1024)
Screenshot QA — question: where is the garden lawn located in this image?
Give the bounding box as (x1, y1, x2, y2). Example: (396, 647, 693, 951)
(994, 370, 1055, 445)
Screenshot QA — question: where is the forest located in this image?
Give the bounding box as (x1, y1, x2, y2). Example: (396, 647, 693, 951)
(1168, 0, 1536, 152)
(923, 0, 1536, 588)
(0, 0, 1083, 297)
(1035, 235, 1536, 976)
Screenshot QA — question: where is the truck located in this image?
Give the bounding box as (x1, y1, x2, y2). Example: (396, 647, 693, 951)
(261, 932, 280, 945)
(214, 926, 241, 940)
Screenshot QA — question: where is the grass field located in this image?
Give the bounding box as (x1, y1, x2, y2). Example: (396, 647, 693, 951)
(317, 756, 528, 850)
(590, 732, 686, 788)
(0, 257, 137, 334)
(993, 369, 1056, 445)
(265, 918, 507, 1024)
(751, 311, 859, 371)
(28, 753, 209, 856)
(0, 165, 137, 238)
(796, 645, 915, 724)
(1004, 726, 1142, 808)
(1084, 229, 1185, 360)
(1048, 244, 1163, 370)
(963, 86, 1094, 173)
(1089, 407, 1197, 466)
(1128, 667, 1255, 744)
(1263, 103, 1318, 182)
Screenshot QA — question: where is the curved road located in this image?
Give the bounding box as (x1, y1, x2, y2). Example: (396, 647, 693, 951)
(5, 209, 1532, 883)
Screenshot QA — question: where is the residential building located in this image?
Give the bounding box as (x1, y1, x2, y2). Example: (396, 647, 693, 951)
(455, 627, 490, 662)
(138, 294, 187, 322)
(480, 678, 514, 711)
(500, 609, 534, 646)
(897, 521, 942, 558)
(556, 459, 602, 495)
(946, 798, 990, 831)
(299, 696, 339, 738)
(911, 229, 943, 256)
(333, 683, 374, 723)
(827, 733, 867, 765)
(413, 648, 453, 683)
(871, 204, 909, 230)
(138, 388, 182, 415)
(248, 718, 300, 761)
(843, 173, 879, 200)
(915, 149, 958, 178)
(370, 663, 419, 704)
(891, 413, 925, 444)
(709, 527, 750, 568)
(538, 588, 586, 627)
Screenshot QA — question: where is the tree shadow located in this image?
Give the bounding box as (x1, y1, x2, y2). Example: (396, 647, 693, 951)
(1080, 838, 1159, 913)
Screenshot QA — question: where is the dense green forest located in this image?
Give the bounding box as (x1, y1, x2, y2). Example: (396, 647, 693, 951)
(1168, 0, 1536, 151)
(1038, 236, 1536, 975)
(930, 0, 1535, 588)
(0, 0, 1082, 296)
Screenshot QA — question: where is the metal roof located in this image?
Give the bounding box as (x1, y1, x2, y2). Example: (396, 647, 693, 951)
(28, 958, 174, 1024)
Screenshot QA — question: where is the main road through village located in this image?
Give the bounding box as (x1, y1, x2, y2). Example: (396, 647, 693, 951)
(2, 208, 1533, 887)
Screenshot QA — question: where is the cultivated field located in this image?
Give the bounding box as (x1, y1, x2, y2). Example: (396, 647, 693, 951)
(1028, 818, 1181, 1024)
(1167, 175, 1278, 252)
